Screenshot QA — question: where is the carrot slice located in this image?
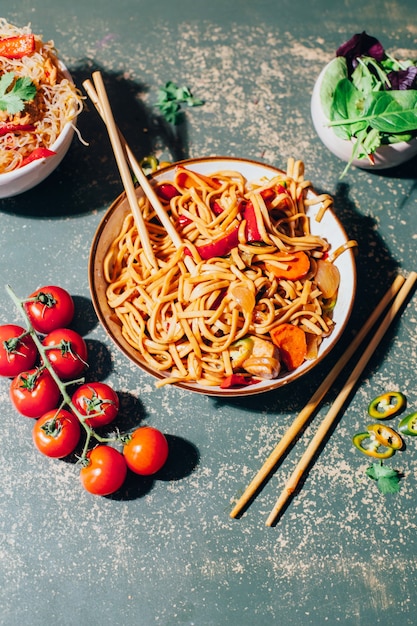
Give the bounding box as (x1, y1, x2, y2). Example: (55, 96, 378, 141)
(270, 323, 307, 370)
(264, 250, 310, 281)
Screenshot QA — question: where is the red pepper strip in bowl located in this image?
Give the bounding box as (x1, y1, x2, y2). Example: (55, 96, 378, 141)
(240, 200, 262, 242)
(19, 147, 56, 168)
(368, 391, 407, 419)
(352, 432, 395, 459)
(156, 183, 180, 202)
(366, 423, 404, 450)
(193, 226, 240, 260)
(0, 34, 35, 59)
(399, 412, 417, 436)
(210, 199, 224, 215)
(0, 123, 36, 137)
(259, 187, 276, 203)
(220, 373, 256, 389)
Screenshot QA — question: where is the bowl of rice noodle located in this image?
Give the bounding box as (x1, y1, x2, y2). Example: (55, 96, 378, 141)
(89, 156, 357, 397)
(0, 19, 83, 198)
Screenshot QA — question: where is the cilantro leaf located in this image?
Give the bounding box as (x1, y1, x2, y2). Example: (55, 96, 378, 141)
(0, 72, 37, 115)
(155, 81, 204, 124)
(365, 461, 401, 494)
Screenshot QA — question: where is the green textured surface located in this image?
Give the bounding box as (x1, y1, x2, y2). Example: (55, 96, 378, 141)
(1, 2, 417, 625)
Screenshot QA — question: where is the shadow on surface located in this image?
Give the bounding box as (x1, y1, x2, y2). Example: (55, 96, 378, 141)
(109, 434, 200, 501)
(214, 176, 406, 512)
(212, 176, 401, 417)
(0, 61, 190, 219)
(71, 295, 98, 335)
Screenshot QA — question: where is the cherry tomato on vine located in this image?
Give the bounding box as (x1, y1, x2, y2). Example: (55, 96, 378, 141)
(123, 426, 169, 475)
(71, 382, 119, 428)
(33, 409, 81, 458)
(0, 324, 38, 377)
(10, 367, 60, 418)
(42, 328, 88, 380)
(80, 445, 127, 495)
(25, 285, 74, 334)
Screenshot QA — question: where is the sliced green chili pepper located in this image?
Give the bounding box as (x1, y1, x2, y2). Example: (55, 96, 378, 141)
(368, 391, 407, 419)
(366, 423, 403, 450)
(352, 432, 395, 459)
(228, 336, 254, 369)
(398, 411, 417, 437)
(140, 155, 159, 175)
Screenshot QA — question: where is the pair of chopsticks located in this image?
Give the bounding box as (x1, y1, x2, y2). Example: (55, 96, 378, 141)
(83, 72, 195, 272)
(230, 271, 417, 526)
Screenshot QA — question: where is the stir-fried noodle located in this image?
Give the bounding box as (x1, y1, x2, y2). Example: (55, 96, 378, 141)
(104, 159, 356, 388)
(0, 19, 83, 173)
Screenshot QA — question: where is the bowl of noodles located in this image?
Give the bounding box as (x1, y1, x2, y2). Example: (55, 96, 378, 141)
(89, 156, 357, 397)
(0, 19, 83, 198)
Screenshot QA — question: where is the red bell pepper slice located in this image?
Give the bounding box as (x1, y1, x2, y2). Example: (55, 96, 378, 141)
(19, 147, 56, 168)
(157, 183, 180, 202)
(177, 214, 192, 228)
(276, 184, 288, 195)
(260, 187, 275, 203)
(0, 34, 35, 59)
(220, 373, 256, 389)
(240, 200, 262, 242)
(210, 199, 224, 215)
(0, 123, 36, 137)
(195, 225, 239, 260)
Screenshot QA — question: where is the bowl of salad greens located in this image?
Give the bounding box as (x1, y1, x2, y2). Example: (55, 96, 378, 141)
(311, 32, 417, 176)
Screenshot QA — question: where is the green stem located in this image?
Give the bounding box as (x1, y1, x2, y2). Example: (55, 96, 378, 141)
(5, 284, 120, 459)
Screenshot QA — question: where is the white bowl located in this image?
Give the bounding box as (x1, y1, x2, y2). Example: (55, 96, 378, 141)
(0, 64, 76, 199)
(89, 157, 357, 397)
(311, 63, 417, 170)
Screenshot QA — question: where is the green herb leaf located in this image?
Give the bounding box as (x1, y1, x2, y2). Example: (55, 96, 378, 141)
(364, 90, 417, 133)
(351, 59, 380, 94)
(0, 72, 37, 115)
(365, 461, 401, 494)
(319, 56, 348, 119)
(330, 78, 368, 139)
(155, 81, 204, 125)
(318, 44, 417, 176)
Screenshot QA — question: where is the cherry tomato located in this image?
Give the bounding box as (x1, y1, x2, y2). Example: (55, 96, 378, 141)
(25, 285, 74, 333)
(42, 328, 88, 380)
(33, 409, 81, 458)
(123, 426, 169, 475)
(71, 382, 119, 428)
(0, 324, 38, 377)
(80, 445, 127, 495)
(10, 367, 60, 418)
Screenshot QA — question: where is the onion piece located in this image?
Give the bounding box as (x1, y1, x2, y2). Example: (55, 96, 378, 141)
(315, 259, 340, 299)
(230, 285, 256, 314)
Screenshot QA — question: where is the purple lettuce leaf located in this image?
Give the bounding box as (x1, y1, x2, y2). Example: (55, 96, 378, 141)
(386, 66, 417, 90)
(336, 31, 385, 75)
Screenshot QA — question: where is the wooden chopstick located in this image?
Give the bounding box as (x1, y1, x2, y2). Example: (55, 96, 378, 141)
(83, 77, 196, 272)
(90, 71, 158, 270)
(265, 270, 417, 526)
(229, 272, 408, 520)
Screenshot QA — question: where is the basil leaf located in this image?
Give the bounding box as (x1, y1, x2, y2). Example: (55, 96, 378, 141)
(319, 56, 348, 119)
(364, 90, 417, 133)
(329, 78, 367, 138)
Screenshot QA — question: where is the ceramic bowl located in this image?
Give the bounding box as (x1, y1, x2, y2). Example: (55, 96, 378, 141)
(0, 64, 77, 199)
(89, 157, 357, 397)
(311, 63, 417, 170)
